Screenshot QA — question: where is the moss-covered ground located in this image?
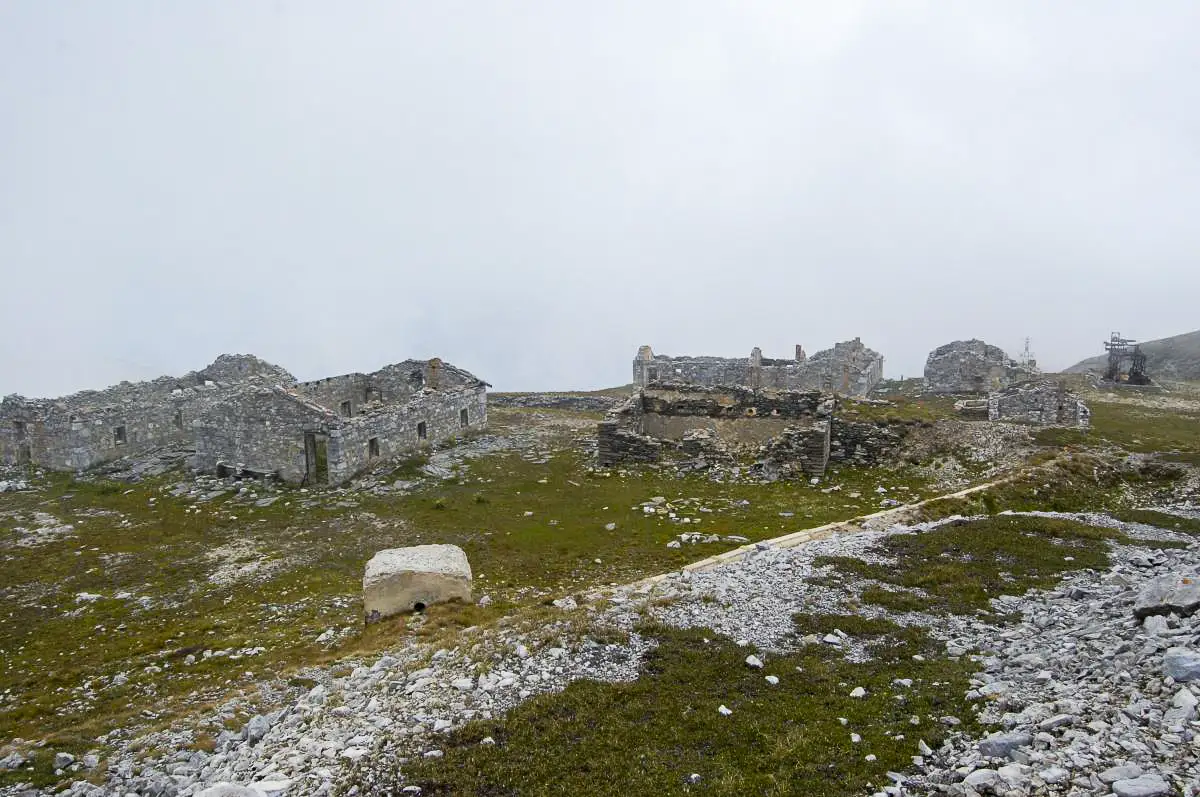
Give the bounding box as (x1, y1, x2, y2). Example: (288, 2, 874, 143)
(401, 619, 978, 797)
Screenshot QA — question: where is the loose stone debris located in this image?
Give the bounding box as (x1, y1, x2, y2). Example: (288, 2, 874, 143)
(9, 507, 1197, 797)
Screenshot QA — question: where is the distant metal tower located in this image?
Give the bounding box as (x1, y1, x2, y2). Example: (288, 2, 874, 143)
(1018, 337, 1038, 370)
(1103, 332, 1151, 384)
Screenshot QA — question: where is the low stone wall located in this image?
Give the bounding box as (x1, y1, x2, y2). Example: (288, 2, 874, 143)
(828, 419, 918, 466)
(760, 422, 832, 478)
(489, 393, 620, 412)
(597, 422, 663, 466)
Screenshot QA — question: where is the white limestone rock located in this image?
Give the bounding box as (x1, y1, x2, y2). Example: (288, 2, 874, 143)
(363, 545, 472, 622)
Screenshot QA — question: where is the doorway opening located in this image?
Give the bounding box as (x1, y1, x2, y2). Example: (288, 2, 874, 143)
(304, 432, 330, 484)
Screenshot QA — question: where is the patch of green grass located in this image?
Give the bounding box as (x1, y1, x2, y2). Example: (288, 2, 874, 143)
(815, 516, 1119, 615)
(389, 620, 979, 797)
(839, 395, 957, 425)
(916, 451, 1184, 520)
(1108, 508, 1200, 536)
(1032, 427, 1090, 448)
(388, 450, 431, 479)
(860, 586, 928, 613)
(1086, 400, 1200, 455)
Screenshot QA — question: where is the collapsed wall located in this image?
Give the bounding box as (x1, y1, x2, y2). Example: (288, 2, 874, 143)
(924, 340, 1036, 394)
(633, 338, 884, 397)
(597, 384, 835, 477)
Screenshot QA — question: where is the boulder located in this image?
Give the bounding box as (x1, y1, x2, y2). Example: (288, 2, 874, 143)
(1133, 573, 1200, 619)
(977, 731, 1032, 759)
(363, 544, 472, 622)
(1162, 647, 1200, 682)
(195, 786, 260, 797)
(1112, 774, 1171, 797)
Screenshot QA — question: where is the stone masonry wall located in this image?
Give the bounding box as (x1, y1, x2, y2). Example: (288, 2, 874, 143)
(191, 387, 335, 482)
(1, 354, 488, 483)
(634, 339, 883, 397)
(330, 386, 487, 484)
(192, 384, 488, 484)
(988, 382, 1091, 428)
(0, 353, 288, 471)
(828, 419, 920, 466)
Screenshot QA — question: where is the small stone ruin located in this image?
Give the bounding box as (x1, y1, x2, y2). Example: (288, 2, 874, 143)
(598, 383, 836, 477)
(988, 380, 1090, 428)
(363, 544, 473, 622)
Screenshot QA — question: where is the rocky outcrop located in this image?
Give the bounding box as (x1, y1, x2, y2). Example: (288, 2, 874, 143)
(924, 340, 1035, 394)
(363, 545, 473, 621)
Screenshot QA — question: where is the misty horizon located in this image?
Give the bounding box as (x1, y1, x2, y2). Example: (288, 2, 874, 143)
(4, 2, 1199, 397)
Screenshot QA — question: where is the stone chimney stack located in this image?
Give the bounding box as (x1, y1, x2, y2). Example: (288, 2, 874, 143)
(795, 345, 807, 363)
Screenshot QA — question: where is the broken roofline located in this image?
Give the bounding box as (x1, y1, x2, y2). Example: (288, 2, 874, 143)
(268, 382, 488, 428)
(644, 340, 880, 363)
(293, 359, 489, 390)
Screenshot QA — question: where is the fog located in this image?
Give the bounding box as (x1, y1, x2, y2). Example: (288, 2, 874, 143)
(3, 1, 1198, 395)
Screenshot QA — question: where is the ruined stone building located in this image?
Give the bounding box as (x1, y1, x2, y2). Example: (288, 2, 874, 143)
(988, 381, 1090, 428)
(924, 340, 1037, 394)
(598, 384, 835, 476)
(0, 354, 488, 485)
(633, 338, 884, 398)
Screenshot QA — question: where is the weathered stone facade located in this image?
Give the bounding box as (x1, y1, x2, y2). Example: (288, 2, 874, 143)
(633, 338, 884, 398)
(924, 340, 1036, 394)
(597, 384, 835, 476)
(0, 355, 289, 472)
(988, 380, 1090, 428)
(0, 355, 488, 485)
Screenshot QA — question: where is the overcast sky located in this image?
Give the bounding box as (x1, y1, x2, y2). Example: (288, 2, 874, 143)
(3, 2, 1199, 396)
